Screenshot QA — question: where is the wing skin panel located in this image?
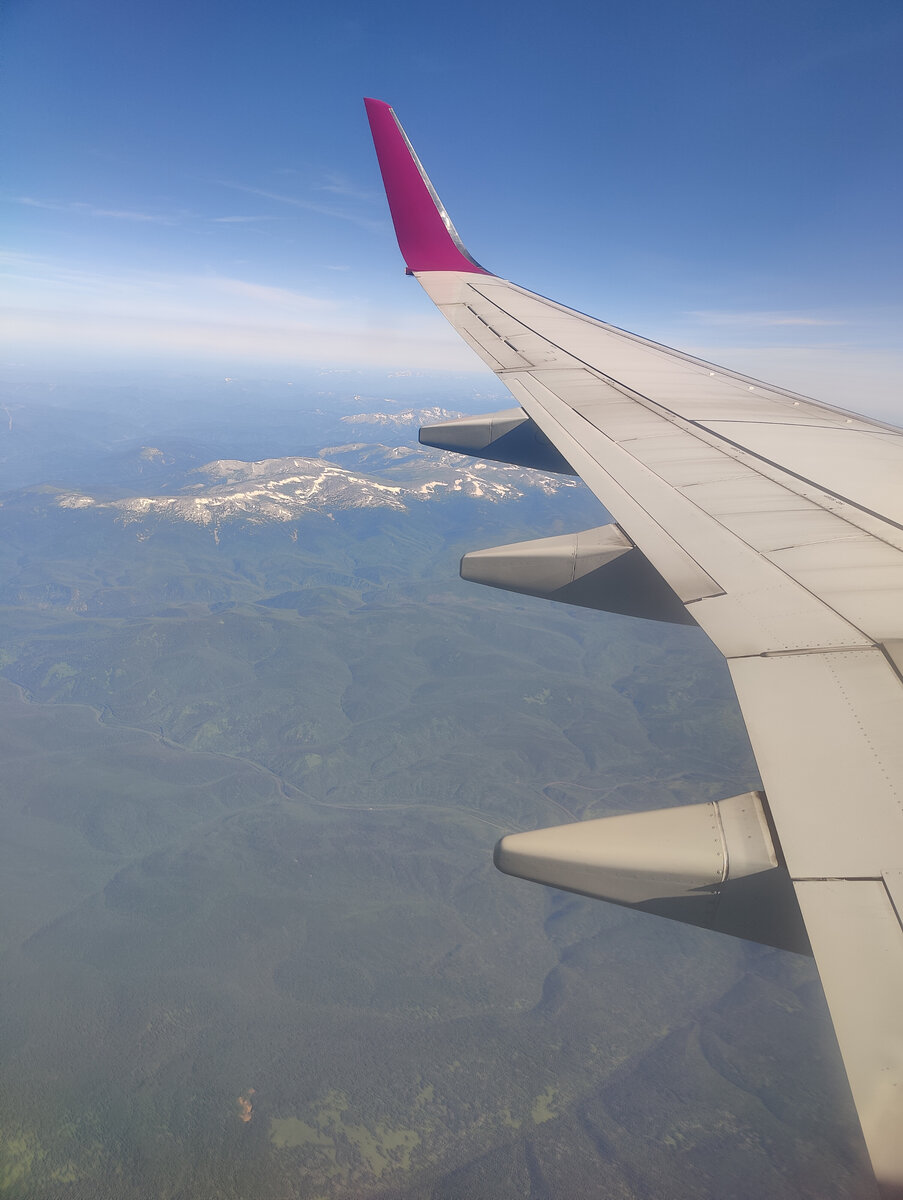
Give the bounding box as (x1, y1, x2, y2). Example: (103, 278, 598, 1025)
(717, 507, 862, 551)
(768, 537, 903, 643)
(444, 305, 534, 369)
(699, 422, 903, 528)
(499, 373, 725, 606)
(507, 371, 872, 656)
(682, 476, 820, 512)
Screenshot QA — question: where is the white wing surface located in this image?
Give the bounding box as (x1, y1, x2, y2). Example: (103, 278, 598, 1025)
(365, 98, 903, 1195)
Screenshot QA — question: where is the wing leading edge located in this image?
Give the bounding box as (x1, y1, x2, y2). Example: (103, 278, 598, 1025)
(365, 98, 903, 1196)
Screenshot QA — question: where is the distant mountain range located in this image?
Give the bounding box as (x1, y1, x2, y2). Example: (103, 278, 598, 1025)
(45, 440, 577, 527)
(340, 405, 464, 427)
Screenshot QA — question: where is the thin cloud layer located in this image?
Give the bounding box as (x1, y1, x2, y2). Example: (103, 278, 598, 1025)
(1, 308, 478, 370)
(0, 251, 475, 369)
(16, 196, 178, 224)
(2, 252, 900, 409)
(217, 180, 386, 232)
(689, 309, 847, 328)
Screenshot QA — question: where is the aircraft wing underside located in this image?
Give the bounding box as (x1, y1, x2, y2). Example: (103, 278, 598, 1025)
(365, 97, 903, 1195)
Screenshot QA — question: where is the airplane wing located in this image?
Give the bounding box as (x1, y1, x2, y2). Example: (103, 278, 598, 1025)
(365, 97, 903, 1196)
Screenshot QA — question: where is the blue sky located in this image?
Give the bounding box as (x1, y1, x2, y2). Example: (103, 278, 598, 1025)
(2, 0, 901, 414)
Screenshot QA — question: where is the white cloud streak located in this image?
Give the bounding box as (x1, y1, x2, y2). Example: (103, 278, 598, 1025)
(211, 215, 277, 224)
(15, 196, 180, 224)
(0, 250, 475, 370)
(687, 309, 847, 328)
(12, 197, 281, 229)
(2, 252, 900, 404)
(315, 171, 380, 203)
(0, 308, 477, 370)
(217, 180, 386, 232)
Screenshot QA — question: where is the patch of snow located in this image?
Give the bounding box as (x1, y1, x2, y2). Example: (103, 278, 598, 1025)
(341, 406, 464, 427)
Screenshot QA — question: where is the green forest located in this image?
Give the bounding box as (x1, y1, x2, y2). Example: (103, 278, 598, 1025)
(0, 374, 876, 1198)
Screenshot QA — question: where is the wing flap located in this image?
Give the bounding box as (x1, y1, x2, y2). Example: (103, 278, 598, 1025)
(728, 649, 903, 880)
(795, 879, 903, 1196)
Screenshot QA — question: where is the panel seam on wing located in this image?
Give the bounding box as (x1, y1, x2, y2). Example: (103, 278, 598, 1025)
(469, 277, 903, 433)
(823, 653, 902, 818)
(467, 285, 903, 543)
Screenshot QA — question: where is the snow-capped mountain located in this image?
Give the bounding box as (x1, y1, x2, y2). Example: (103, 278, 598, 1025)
(341, 406, 464, 428)
(52, 443, 577, 527)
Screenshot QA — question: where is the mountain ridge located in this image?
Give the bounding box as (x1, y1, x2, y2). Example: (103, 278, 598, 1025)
(41, 443, 578, 527)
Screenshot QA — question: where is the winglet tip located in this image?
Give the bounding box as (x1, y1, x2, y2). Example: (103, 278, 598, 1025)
(364, 98, 490, 276)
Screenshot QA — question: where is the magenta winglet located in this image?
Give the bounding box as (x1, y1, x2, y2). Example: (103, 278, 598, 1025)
(364, 98, 490, 275)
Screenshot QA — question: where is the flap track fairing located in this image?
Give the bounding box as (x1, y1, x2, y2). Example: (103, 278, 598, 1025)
(460, 524, 695, 625)
(419, 408, 576, 475)
(495, 792, 810, 955)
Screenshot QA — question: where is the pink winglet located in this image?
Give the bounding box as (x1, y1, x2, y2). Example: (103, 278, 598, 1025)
(364, 98, 491, 275)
